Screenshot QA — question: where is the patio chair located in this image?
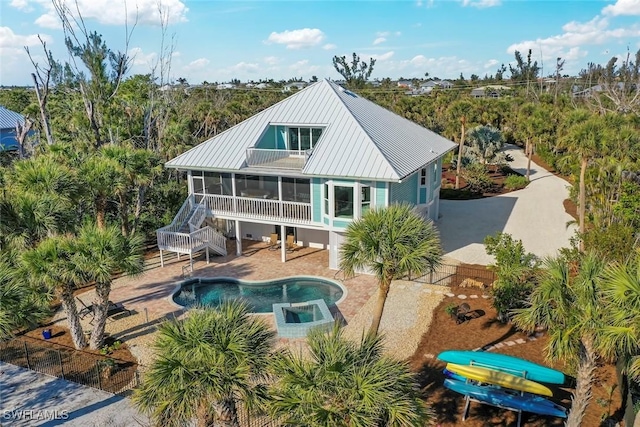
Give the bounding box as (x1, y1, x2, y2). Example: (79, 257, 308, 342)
(76, 297, 93, 320)
(268, 233, 280, 251)
(85, 301, 132, 325)
(455, 303, 471, 325)
(286, 235, 298, 253)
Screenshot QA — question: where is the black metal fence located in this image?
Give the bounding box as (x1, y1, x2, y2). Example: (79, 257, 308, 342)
(413, 263, 496, 287)
(0, 338, 139, 395)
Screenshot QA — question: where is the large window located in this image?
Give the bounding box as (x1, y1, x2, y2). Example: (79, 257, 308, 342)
(193, 171, 232, 196)
(288, 127, 323, 153)
(334, 186, 354, 219)
(236, 175, 277, 199)
(282, 178, 310, 203)
(324, 183, 329, 215)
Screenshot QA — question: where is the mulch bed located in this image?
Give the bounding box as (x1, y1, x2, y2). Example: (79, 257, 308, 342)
(1, 324, 139, 395)
(409, 285, 623, 427)
(440, 164, 523, 200)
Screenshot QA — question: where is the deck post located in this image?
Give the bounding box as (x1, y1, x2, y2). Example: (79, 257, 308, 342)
(189, 252, 193, 272)
(159, 249, 164, 268)
(235, 220, 242, 256)
(280, 224, 286, 263)
(206, 246, 210, 264)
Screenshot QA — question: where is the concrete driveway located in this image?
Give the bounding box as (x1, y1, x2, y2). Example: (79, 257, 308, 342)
(437, 145, 576, 265)
(0, 362, 149, 427)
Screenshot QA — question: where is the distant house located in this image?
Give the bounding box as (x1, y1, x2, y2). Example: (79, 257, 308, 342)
(0, 106, 28, 151)
(255, 83, 271, 89)
(397, 80, 413, 88)
(470, 85, 511, 98)
(422, 80, 453, 90)
(283, 82, 307, 92)
(571, 82, 626, 98)
(217, 83, 236, 90)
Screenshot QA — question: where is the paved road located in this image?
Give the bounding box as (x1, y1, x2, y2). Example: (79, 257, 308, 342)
(0, 362, 149, 427)
(437, 145, 576, 265)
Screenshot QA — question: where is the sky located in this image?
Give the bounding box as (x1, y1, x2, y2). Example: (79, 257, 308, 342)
(1, 0, 640, 86)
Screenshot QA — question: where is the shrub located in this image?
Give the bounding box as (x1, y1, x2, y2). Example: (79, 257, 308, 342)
(504, 175, 529, 191)
(462, 163, 493, 194)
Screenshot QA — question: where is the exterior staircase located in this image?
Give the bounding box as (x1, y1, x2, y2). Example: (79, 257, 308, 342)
(157, 195, 228, 268)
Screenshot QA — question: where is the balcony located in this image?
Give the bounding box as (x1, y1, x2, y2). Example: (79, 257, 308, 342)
(245, 148, 313, 170)
(200, 193, 312, 224)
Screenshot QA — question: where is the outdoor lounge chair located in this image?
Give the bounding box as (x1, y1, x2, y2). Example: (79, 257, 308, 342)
(77, 297, 131, 324)
(286, 235, 298, 253)
(455, 303, 471, 324)
(268, 233, 280, 251)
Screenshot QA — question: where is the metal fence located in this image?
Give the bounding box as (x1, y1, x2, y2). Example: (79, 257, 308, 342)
(413, 263, 496, 287)
(0, 338, 140, 395)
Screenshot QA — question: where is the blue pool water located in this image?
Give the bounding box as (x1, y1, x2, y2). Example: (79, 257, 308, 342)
(172, 276, 344, 313)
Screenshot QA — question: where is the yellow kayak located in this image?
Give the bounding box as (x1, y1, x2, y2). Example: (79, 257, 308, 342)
(446, 363, 553, 397)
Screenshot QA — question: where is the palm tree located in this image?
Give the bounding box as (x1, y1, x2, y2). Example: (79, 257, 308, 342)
(559, 111, 608, 251)
(20, 236, 88, 349)
(0, 256, 50, 340)
(73, 224, 144, 350)
(133, 301, 275, 427)
(80, 154, 123, 229)
(269, 324, 431, 427)
(465, 124, 504, 166)
(599, 254, 640, 381)
(340, 204, 442, 336)
(512, 252, 607, 427)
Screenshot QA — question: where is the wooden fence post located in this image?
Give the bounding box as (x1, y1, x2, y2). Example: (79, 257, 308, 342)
(96, 362, 102, 390)
(57, 350, 65, 380)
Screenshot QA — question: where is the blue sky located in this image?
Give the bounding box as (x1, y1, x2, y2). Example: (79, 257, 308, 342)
(1, 0, 640, 86)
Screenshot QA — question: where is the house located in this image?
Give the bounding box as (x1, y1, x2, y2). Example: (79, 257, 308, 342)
(283, 82, 307, 92)
(217, 83, 236, 90)
(421, 80, 453, 90)
(0, 106, 27, 151)
(255, 83, 271, 89)
(470, 85, 511, 98)
(397, 80, 413, 88)
(158, 79, 456, 269)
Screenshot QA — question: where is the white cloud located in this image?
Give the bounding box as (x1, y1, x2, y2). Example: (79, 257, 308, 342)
(187, 58, 210, 70)
(228, 62, 260, 73)
(484, 59, 499, 69)
(461, 0, 501, 8)
(25, 0, 188, 29)
(289, 59, 320, 75)
(128, 47, 158, 66)
(10, 0, 33, 12)
(376, 31, 390, 37)
(373, 37, 386, 45)
(266, 28, 325, 49)
(507, 16, 640, 62)
(263, 56, 279, 65)
(322, 43, 337, 50)
(602, 0, 640, 16)
(372, 51, 394, 61)
(0, 26, 51, 48)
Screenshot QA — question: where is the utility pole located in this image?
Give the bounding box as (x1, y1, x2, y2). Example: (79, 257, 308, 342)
(455, 116, 466, 190)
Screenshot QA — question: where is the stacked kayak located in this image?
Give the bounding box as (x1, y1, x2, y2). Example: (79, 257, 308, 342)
(437, 350, 567, 420)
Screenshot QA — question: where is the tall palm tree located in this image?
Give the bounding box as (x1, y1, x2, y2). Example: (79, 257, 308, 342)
(73, 224, 144, 349)
(340, 204, 441, 336)
(20, 236, 88, 349)
(269, 324, 431, 427)
(559, 112, 608, 250)
(133, 301, 275, 427)
(512, 252, 607, 427)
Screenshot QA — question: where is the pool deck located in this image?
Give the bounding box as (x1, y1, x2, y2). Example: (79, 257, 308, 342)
(83, 239, 378, 326)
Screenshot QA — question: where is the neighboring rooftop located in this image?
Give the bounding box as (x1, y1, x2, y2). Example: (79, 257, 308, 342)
(0, 105, 25, 130)
(166, 79, 456, 181)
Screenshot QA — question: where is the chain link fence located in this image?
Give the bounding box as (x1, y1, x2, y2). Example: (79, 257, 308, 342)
(413, 263, 496, 287)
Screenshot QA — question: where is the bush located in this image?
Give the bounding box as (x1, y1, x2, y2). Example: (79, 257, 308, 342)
(504, 175, 529, 191)
(461, 163, 493, 194)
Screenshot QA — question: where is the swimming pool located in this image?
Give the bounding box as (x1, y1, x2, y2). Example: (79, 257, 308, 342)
(171, 276, 345, 313)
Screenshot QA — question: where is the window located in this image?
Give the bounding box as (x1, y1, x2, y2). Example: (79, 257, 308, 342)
(287, 127, 323, 153)
(203, 172, 232, 195)
(433, 163, 439, 184)
(282, 178, 311, 203)
(334, 186, 354, 219)
(324, 183, 330, 215)
(361, 186, 371, 215)
(420, 168, 427, 186)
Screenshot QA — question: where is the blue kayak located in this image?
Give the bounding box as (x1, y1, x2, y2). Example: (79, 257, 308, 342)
(443, 379, 567, 418)
(437, 350, 565, 384)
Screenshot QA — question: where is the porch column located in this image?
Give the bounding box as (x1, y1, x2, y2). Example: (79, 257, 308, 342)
(231, 173, 237, 214)
(235, 220, 242, 256)
(280, 224, 286, 263)
(159, 249, 164, 267)
(278, 176, 283, 217)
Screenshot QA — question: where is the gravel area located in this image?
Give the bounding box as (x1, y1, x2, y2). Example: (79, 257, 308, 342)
(342, 280, 449, 360)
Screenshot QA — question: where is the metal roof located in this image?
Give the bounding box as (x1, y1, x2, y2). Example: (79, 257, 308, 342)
(0, 106, 25, 130)
(166, 79, 456, 181)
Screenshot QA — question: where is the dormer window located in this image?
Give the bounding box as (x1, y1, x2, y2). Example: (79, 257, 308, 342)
(288, 127, 323, 153)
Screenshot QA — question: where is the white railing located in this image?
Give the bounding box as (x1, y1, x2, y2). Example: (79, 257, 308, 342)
(159, 195, 195, 233)
(157, 226, 227, 256)
(245, 148, 313, 169)
(201, 194, 312, 223)
(188, 203, 207, 232)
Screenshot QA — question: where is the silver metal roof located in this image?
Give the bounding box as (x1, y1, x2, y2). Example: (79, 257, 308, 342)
(0, 106, 25, 130)
(166, 79, 456, 181)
